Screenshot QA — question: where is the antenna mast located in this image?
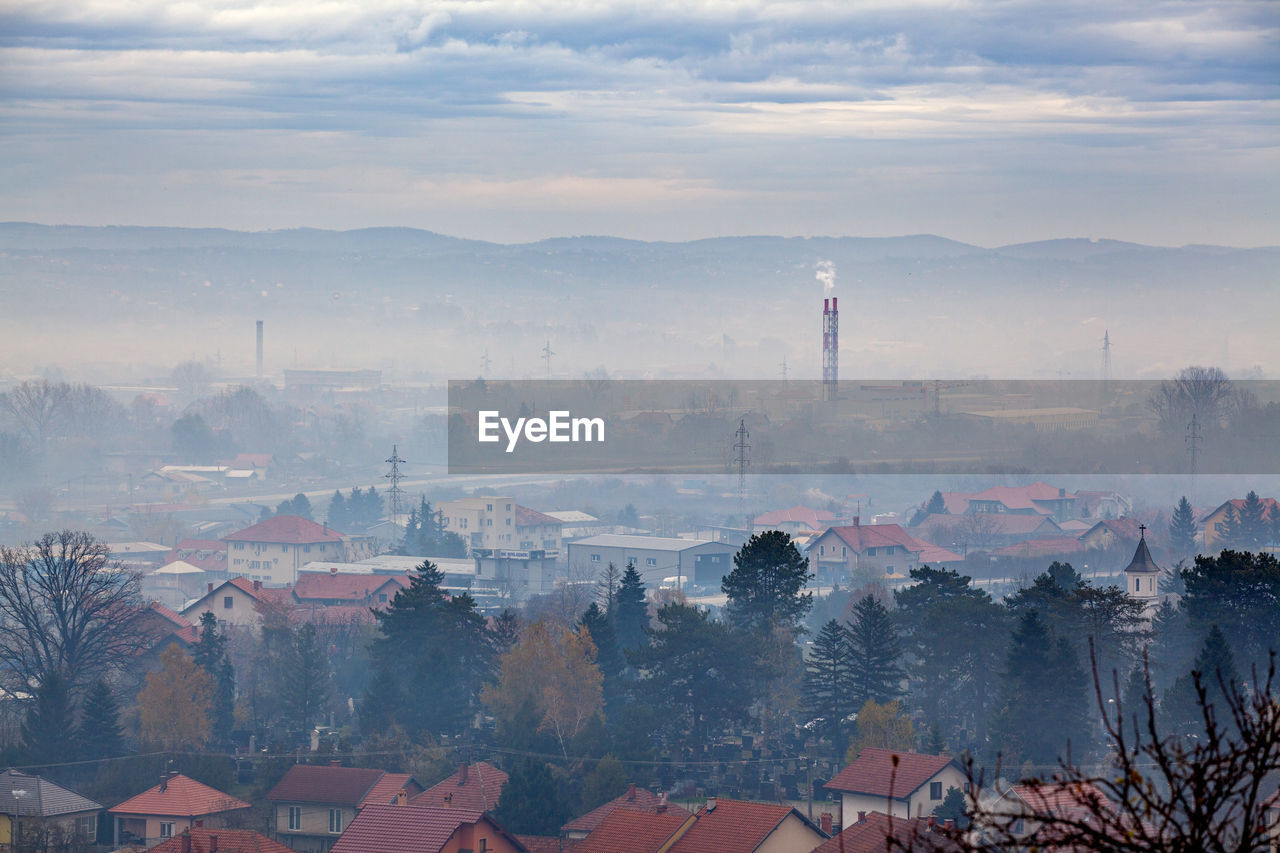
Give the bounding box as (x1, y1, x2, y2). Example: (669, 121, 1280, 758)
(1102, 330, 1112, 381)
(541, 339, 555, 379)
(1186, 413, 1201, 475)
(733, 419, 750, 510)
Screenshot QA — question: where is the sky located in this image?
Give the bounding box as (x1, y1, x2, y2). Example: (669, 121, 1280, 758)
(1, 0, 1277, 246)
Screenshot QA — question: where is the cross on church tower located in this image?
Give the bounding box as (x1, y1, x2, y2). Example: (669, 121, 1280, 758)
(1138, 524, 1147, 539)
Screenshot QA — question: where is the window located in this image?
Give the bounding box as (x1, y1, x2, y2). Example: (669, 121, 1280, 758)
(867, 547, 876, 556)
(223, 596, 234, 609)
(505, 518, 511, 526)
(963, 782, 971, 793)
(329, 809, 343, 833)
(591, 554, 601, 562)
(160, 823, 175, 839)
(486, 503, 493, 511)
(885, 565, 895, 574)
(819, 545, 825, 556)
(1135, 578, 1140, 592)
(930, 781, 943, 800)
(646, 557, 657, 566)
(378, 593, 387, 603)
(505, 504, 511, 511)
(288, 807, 302, 830)
(1013, 819, 1025, 835)
(304, 545, 311, 553)
(486, 518, 492, 527)
(75, 816, 96, 842)
(479, 840, 488, 853)
(841, 546, 847, 557)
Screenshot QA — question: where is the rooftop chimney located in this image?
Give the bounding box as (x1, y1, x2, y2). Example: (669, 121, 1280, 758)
(627, 783, 636, 801)
(657, 792, 668, 814)
(208, 582, 214, 594)
(705, 797, 716, 813)
(329, 759, 341, 767)
(459, 763, 469, 785)
(210, 835, 218, 853)
(394, 789, 407, 805)
(253, 580, 261, 591)
(927, 816, 935, 827)
(857, 811, 866, 825)
(160, 774, 168, 792)
(181, 834, 191, 853)
(820, 813, 833, 835)
(944, 819, 955, 831)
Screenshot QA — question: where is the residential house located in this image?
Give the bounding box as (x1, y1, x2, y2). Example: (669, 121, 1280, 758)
(826, 749, 968, 821)
(266, 765, 422, 853)
(811, 812, 960, 853)
(1078, 518, 1143, 554)
(439, 497, 517, 552)
(329, 804, 528, 853)
(562, 786, 691, 840)
(291, 572, 410, 609)
(574, 797, 827, 853)
(110, 773, 250, 847)
(224, 516, 358, 586)
(0, 769, 101, 848)
(665, 798, 828, 853)
(514, 506, 564, 554)
(753, 506, 837, 537)
(981, 781, 1119, 847)
(911, 513, 1064, 554)
(163, 539, 229, 575)
(566, 534, 736, 587)
(182, 577, 292, 630)
(809, 521, 961, 585)
(963, 483, 1078, 520)
(1201, 496, 1280, 550)
(412, 763, 508, 812)
(148, 827, 295, 853)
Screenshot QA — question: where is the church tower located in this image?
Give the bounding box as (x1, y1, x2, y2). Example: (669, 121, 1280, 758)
(1124, 525, 1161, 619)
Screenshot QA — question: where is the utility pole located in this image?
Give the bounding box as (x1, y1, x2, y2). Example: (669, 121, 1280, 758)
(779, 356, 789, 380)
(480, 349, 492, 377)
(541, 339, 555, 379)
(1186, 413, 1201, 475)
(733, 419, 750, 512)
(1102, 330, 1112, 381)
(384, 445, 406, 520)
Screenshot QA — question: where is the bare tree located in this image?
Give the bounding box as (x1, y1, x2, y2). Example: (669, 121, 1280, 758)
(0, 531, 146, 695)
(920, 649, 1280, 852)
(1147, 365, 1239, 436)
(170, 360, 210, 400)
(956, 511, 1001, 553)
(0, 380, 66, 445)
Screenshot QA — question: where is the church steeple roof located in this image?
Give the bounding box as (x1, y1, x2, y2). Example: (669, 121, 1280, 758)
(1124, 526, 1161, 574)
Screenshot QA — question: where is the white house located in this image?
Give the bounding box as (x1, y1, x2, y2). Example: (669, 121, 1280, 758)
(826, 748, 968, 822)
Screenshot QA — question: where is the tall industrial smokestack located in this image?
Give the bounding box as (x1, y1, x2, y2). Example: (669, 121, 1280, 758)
(823, 297, 838, 400)
(256, 320, 264, 379)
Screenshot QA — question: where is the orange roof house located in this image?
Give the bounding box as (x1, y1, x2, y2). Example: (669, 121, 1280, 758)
(181, 576, 293, 629)
(666, 798, 827, 853)
(827, 749, 968, 822)
(329, 804, 528, 853)
(563, 786, 691, 840)
(574, 807, 693, 853)
(148, 828, 294, 853)
(266, 765, 423, 851)
(292, 572, 410, 608)
(110, 774, 250, 848)
(812, 812, 960, 853)
(413, 763, 509, 812)
(224, 515, 353, 586)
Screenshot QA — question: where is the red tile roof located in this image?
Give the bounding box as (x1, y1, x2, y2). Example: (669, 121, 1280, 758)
(265, 766, 386, 805)
(812, 813, 960, 853)
(753, 505, 835, 531)
(360, 773, 421, 807)
(516, 506, 563, 527)
(563, 786, 691, 834)
(110, 774, 250, 817)
(826, 749, 958, 800)
(147, 828, 294, 853)
(413, 762, 509, 812)
(668, 799, 817, 853)
(223, 576, 293, 603)
(1080, 518, 1143, 542)
(329, 804, 521, 853)
(1005, 781, 1111, 819)
(574, 807, 692, 853)
(824, 523, 923, 554)
(224, 515, 346, 545)
(970, 483, 1070, 512)
(518, 837, 579, 853)
(293, 572, 409, 603)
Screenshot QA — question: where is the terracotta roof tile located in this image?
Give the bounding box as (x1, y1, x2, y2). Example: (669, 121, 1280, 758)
(329, 804, 493, 853)
(574, 807, 692, 853)
(826, 750, 958, 800)
(812, 814, 960, 853)
(110, 774, 249, 817)
(668, 799, 814, 853)
(224, 516, 345, 545)
(753, 506, 835, 531)
(265, 766, 385, 805)
(360, 774, 421, 807)
(515, 506, 564, 527)
(518, 837, 579, 853)
(147, 828, 293, 853)
(413, 763, 508, 812)
(293, 572, 409, 603)
(563, 787, 690, 834)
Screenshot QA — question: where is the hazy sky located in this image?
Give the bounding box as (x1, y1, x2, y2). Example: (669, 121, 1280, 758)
(1, 0, 1277, 245)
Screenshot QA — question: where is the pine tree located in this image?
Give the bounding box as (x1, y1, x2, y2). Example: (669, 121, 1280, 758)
(1163, 624, 1240, 736)
(1215, 503, 1240, 551)
(491, 608, 521, 656)
(1169, 496, 1198, 559)
(79, 679, 124, 760)
(193, 612, 235, 746)
(327, 490, 347, 530)
(492, 758, 571, 835)
(1238, 490, 1270, 551)
(992, 610, 1090, 768)
(579, 603, 625, 712)
(614, 562, 649, 651)
(284, 622, 331, 733)
(932, 786, 969, 829)
(847, 595, 903, 706)
(802, 619, 857, 762)
(722, 530, 813, 635)
(21, 670, 77, 764)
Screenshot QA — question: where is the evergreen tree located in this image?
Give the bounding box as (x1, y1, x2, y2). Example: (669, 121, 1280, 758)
(193, 612, 235, 746)
(284, 622, 331, 733)
(802, 619, 857, 763)
(925, 490, 947, 515)
(1169, 496, 1198, 559)
(491, 608, 521, 656)
(362, 560, 493, 737)
(614, 562, 649, 651)
(277, 492, 313, 520)
(932, 786, 969, 829)
(847, 595, 903, 707)
(1238, 491, 1271, 551)
(21, 670, 77, 764)
(1163, 624, 1240, 736)
(580, 603, 625, 712)
(79, 679, 124, 760)
(991, 610, 1090, 768)
(1214, 503, 1240, 551)
(1180, 549, 1280, 672)
(722, 530, 813, 635)
(492, 758, 571, 835)
(327, 490, 347, 530)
